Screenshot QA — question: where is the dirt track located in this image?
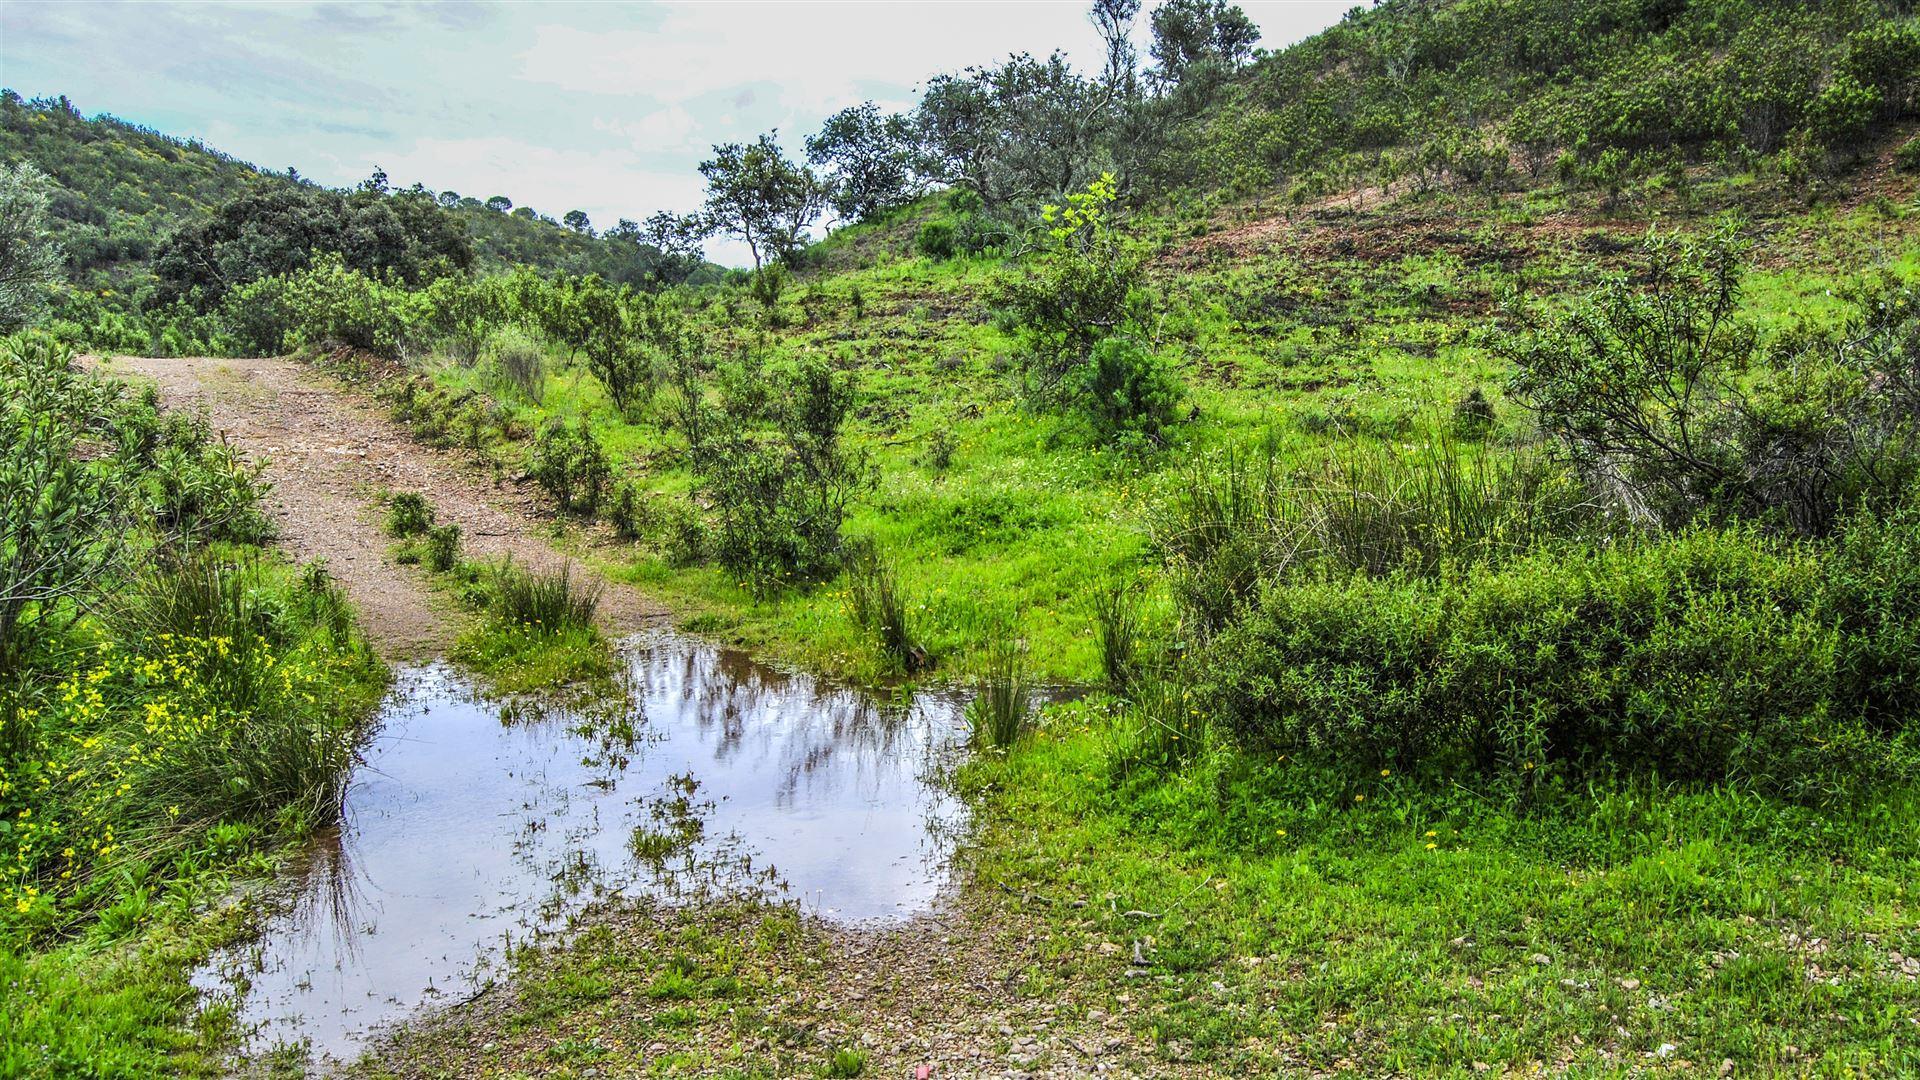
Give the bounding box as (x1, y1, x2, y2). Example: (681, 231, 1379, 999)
(90, 354, 669, 658)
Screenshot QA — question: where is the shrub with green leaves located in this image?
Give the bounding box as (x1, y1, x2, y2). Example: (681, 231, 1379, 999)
(529, 419, 611, 516)
(1200, 522, 1917, 801)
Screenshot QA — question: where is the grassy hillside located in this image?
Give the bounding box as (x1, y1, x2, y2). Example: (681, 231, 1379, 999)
(0, 92, 702, 290)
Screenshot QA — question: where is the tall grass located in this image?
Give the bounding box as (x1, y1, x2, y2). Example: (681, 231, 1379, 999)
(490, 560, 601, 632)
(1153, 434, 1608, 634)
(844, 540, 925, 673)
(1090, 586, 1141, 689)
(966, 629, 1029, 750)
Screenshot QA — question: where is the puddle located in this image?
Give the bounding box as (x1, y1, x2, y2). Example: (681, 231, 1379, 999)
(193, 633, 968, 1063)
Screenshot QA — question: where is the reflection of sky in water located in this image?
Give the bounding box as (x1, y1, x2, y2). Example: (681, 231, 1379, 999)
(193, 633, 968, 1063)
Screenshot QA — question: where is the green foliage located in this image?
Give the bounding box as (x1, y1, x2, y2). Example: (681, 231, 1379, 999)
(529, 419, 612, 516)
(1504, 224, 1920, 536)
(424, 523, 462, 573)
(805, 103, 920, 224)
(698, 134, 828, 271)
(998, 174, 1182, 443)
(1200, 522, 1916, 801)
(0, 162, 61, 332)
(693, 356, 869, 591)
(385, 491, 434, 537)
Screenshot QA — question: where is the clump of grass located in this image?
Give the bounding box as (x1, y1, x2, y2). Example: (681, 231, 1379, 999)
(1090, 586, 1140, 689)
(824, 1048, 868, 1078)
(491, 560, 600, 633)
(844, 540, 925, 674)
(386, 491, 434, 537)
(424, 523, 462, 573)
(966, 630, 1029, 750)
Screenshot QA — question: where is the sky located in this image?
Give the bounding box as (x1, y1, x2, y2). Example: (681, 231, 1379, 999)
(0, 0, 1351, 265)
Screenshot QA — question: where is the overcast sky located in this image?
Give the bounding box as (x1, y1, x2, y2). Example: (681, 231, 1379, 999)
(1, 0, 1349, 265)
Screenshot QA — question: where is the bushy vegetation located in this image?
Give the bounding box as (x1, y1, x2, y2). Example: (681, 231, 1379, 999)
(0, 336, 384, 1074)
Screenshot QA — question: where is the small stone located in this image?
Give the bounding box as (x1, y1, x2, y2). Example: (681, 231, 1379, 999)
(1531, 953, 1552, 966)
(1655, 1043, 1678, 1059)
(1619, 977, 1641, 991)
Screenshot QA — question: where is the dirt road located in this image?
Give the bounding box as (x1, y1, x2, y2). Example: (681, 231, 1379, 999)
(91, 354, 669, 658)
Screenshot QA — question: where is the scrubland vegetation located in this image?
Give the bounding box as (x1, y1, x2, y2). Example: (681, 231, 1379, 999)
(6, 0, 1920, 1073)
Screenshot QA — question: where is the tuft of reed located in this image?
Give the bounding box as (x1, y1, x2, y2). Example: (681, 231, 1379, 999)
(490, 560, 601, 633)
(966, 629, 1030, 750)
(845, 540, 925, 673)
(424, 523, 462, 573)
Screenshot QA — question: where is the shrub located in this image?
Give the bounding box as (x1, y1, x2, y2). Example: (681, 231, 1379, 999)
(424, 523, 462, 573)
(1200, 525, 1914, 800)
(916, 218, 958, 260)
(1063, 335, 1184, 446)
(1503, 224, 1920, 536)
(1452, 387, 1496, 439)
(529, 419, 612, 516)
(386, 491, 434, 536)
(487, 326, 546, 404)
(1896, 137, 1920, 174)
(697, 357, 868, 590)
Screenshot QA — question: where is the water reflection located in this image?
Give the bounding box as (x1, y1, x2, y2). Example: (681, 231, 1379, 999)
(193, 632, 968, 1063)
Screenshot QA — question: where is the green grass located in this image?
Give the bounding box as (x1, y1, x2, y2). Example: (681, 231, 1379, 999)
(401, 178, 1920, 689)
(954, 698, 1920, 1073)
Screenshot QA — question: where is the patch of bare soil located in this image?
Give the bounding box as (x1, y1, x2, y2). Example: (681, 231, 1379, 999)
(89, 354, 669, 659)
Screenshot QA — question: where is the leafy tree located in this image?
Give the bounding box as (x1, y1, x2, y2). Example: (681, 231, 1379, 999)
(0, 163, 61, 332)
(151, 185, 472, 308)
(485, 195, 513, 213)
(1147, 0, 1258, 89)
(915, 52, 1117, 210)
(1090, 0, 1143, 90)
(805, 103, 921, 224)
(697, 134, 827, 271)
(562, 209, 593, 235)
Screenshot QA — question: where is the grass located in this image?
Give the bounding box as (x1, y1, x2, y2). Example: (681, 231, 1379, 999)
(951, 700, 1920, 1073)
(445, 560, 614, 695)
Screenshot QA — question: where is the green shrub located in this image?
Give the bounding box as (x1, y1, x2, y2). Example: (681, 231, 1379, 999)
(529, 419, 611, 516)
(1201, 525, 1914, 800)
(424, 523, 462, 573)
(487, 325, 546, 403)
(916, 218, 958, 260)
(1896, 137, 1920, 174)
(1091, 586, 1142, 690)
(386, 491, 434, 536)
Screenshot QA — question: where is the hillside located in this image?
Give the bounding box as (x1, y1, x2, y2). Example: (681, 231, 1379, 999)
(0, 92, 709, 290)
(8, 0, 1920, 1076)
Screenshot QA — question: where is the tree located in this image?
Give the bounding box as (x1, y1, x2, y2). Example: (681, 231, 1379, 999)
(0, 162, 61, 332)
(698, 134, 827, 271)
(914, 52, 1118, 210)
(438, 190, 461, 208)
(638, 211, 709, 286)
(805, 103, 921, 225)
(485, 195, 513, 213)
(1090, 0, 1142, 91)
(563, 209, 593, 235)
(1147, 0, 1258, 89)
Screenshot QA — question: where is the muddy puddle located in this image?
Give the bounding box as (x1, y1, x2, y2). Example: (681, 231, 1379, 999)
(193, 632, 968, 1063)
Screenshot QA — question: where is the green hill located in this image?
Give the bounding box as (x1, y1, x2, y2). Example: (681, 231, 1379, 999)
(0, 91, 710, 291)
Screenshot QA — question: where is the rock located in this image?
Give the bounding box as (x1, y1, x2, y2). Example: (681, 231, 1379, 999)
(1619, 977, 1641, 991)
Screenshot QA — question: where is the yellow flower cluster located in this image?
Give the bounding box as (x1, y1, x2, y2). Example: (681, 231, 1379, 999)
(3, 633, 350, 922)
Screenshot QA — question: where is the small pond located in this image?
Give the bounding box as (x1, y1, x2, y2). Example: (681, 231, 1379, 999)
(192, 632, 969, 1062)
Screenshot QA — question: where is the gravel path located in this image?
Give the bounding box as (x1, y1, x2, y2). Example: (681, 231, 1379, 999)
(90, 354, 670, 658)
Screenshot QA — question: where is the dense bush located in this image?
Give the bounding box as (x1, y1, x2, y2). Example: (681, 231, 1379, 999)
(0, 335, 381, 934)
(1504, 224, 1920, 536)
(692, 356, 869, 591)
(998, 174, 1183, 443)
(529, 419, 611, 516)
(1200, 522, 1915, 800)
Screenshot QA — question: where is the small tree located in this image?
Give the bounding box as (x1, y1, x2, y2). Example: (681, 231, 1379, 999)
(0, 163, 62, 332)
(562, 209, 593, 235)
(805, 103, 922, 225)
(698, 134, 827, 271)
